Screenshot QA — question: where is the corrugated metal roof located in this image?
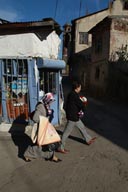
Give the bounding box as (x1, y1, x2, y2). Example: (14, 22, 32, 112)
(0, 17, 62, 36)
(0, 18, 10, 24)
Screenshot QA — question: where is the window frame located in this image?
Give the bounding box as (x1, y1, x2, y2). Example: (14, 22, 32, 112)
(79, 32, 88, 45)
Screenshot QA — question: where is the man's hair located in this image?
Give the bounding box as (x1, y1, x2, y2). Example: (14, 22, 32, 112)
(72, 80, 81, 90)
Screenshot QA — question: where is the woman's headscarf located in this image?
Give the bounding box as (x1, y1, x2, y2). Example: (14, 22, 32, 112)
(42, 92, 55, 105)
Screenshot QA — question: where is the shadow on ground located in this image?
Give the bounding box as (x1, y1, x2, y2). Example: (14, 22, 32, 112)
(83, 99, 128, 151)
(57, 130, 86, 145)
(62, 76, 128, 151)
(9, 114, 32, 160)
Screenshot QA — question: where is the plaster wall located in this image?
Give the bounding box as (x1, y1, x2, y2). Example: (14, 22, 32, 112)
(74, 9, 108, 53)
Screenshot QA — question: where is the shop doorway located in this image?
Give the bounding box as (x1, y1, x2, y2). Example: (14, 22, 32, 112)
(39, 69, 60, 125)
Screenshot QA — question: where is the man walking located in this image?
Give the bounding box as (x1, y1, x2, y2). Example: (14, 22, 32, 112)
(58, 80, 96, 153)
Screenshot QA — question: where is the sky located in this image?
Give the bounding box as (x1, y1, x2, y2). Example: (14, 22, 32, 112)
(0, 0, 111, 59)
(0, 0, 111, 28)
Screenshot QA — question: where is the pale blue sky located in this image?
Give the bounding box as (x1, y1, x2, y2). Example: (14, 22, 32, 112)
(0, 0, 111, 27)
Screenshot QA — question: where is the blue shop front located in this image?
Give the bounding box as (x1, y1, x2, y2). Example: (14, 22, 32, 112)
(0, 57, 65, 130)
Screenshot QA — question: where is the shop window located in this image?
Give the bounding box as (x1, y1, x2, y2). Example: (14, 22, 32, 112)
(3, 59, 28, 103)
(0, 84, 1, 115)
(1, 59, 29, 121)
(79, 32, 88, 44)
(3, 59, 28, 76)
(18, 60, 28, 75)
(4, 59, 13, 74)
(95, 38, 102, 54)
(0, 83, 1, 100)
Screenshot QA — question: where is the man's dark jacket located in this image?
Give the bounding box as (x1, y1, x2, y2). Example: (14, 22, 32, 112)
(65, 91, 85, 121)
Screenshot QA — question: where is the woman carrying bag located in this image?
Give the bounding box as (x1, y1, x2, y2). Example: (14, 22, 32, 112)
(24, 93, 62, 163)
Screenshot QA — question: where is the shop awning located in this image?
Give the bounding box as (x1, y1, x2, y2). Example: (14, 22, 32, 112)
(37, 58, 66, 69)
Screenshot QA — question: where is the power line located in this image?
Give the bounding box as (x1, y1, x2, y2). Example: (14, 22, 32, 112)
(79, 0, 82, 17)
(54, 0, 59, 19)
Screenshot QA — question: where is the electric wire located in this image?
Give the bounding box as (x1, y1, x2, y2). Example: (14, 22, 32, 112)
(79, 0, 82, 17)
(54, 0, 59, 19)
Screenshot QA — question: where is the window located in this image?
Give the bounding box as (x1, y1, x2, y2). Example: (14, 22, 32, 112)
(124, 2, 128, 10)
(3, 59, 28, 76)
(95, 38, 102, 54)
(18, 60, 28, 75)
(4, 59, 13, 74)
(2, 59, 29, 121)
(79, 32, 88, 44)
(3, 59, 28, 101)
